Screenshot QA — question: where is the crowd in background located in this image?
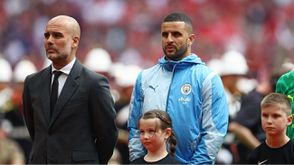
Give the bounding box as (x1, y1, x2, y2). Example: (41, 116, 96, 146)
(1, 0, 294, 164)
(0, 0, 293, 73)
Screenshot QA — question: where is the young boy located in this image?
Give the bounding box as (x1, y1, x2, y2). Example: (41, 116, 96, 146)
(247, 93, 294, 164)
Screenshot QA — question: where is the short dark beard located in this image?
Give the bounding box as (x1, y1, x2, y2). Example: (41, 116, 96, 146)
(163, 43, 188, 61)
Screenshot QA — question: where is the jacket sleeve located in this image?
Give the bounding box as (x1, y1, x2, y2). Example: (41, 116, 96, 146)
(22, 75, 35, 140)
(127, 73, 146, 161)
(89, 75, 118, 164)
(190, 72, 228, 164)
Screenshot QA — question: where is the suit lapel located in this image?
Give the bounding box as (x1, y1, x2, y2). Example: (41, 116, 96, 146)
(40, 67, 52, 125)
(49, 60, 82, 126)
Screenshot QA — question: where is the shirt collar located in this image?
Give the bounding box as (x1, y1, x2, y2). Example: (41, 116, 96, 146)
(51, 58, 76, 75)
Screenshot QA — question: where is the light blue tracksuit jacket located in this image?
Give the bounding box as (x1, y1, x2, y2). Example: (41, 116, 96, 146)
(128, 54, 228, 164)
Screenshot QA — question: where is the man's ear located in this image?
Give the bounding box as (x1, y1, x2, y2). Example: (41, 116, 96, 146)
(72, 36, 80, 48)
(188, 34, 196, 45)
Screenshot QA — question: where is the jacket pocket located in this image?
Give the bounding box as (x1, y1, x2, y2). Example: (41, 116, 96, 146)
(71, 151, 99, 163)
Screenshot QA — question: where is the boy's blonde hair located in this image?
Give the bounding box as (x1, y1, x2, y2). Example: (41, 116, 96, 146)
(261, 93, 291, 115)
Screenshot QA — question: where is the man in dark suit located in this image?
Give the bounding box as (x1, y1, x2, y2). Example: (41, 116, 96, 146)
(22, 15, 118, 164)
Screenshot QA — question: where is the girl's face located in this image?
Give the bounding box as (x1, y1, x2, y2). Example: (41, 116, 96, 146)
(139, 118, 171, 153)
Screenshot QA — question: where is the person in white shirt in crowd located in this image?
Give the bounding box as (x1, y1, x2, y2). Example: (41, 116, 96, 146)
(208, 50, 249, 164)
(0, 57, 13, 116)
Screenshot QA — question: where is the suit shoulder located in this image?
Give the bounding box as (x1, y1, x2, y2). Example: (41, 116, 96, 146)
(25, 68, 47, 82)
(81, 66, 108, 82)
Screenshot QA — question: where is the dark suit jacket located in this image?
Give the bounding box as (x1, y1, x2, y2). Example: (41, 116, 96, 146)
(22, 60, 118, 164)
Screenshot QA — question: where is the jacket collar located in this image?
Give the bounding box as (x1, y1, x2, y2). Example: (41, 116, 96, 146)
(159, 54, 204, 71)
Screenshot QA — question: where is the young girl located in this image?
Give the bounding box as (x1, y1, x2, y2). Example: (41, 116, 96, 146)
(130, 110, 180, 164)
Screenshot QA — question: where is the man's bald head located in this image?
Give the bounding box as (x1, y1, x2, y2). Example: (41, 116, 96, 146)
(44, 15, 81, 69)
(48, 15, 81, 38)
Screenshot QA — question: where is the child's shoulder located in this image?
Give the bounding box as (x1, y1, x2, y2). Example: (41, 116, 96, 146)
(158, 154, 181, 164)
(288, 139, 294, 147)
(130, 157, 145, 164)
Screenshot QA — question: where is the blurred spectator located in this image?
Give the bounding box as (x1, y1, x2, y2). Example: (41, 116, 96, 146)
(4, 59, 37, 163)
(84, 47, 113, 74)
(0, 57, 13, 117)
(111, 63, 142, 164)
(83, 47, 120, 101)
(0, 0, 293, 76)
(0, 118, 25, 165)
(213, 50, 249, 119)
(0, 56, 14, 147)
(209, 50, 249, 164)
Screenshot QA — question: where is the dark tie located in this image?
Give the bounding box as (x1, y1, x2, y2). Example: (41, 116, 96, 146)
(50, 71, 62, 117)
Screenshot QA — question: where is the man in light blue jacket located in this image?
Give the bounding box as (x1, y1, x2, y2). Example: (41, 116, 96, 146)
(128, 12, 228, 164)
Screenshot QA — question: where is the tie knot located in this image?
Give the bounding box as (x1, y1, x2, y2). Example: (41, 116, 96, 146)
(53, 71, 62, 78)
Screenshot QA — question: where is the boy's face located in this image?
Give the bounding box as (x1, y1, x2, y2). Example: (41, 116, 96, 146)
(261, 105, 292, 136)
